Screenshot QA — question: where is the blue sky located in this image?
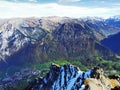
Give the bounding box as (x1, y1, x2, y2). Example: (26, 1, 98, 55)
(0, 0, 120, 18)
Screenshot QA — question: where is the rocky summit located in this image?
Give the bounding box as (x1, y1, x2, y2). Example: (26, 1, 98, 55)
(26, 64, 120, 90)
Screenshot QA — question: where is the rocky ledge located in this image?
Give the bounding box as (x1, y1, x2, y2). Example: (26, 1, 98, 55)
(25, 64, 120, 90)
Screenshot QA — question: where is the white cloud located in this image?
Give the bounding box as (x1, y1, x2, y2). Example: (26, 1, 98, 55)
(29, 0, 38, 2)
(0, 1, 119, 18)
(112, 3, 120, 6)
(59, 0, 81, 3)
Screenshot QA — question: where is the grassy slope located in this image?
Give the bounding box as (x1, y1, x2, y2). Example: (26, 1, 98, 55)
(33, 59, 87, 71)
(3, 57, 120, 78)
(32, 58, 120, 75)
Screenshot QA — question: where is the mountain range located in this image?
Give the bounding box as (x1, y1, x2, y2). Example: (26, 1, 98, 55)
(0, 16, 120, 90)
(0, 16, 120, 72)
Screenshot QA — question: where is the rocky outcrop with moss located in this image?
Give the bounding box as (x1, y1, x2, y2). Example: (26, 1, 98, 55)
(25, 64, 120, 90)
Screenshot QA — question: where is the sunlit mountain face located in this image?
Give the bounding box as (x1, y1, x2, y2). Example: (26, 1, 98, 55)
(0, 0, 120, 90)
(0, 16, 120, 64)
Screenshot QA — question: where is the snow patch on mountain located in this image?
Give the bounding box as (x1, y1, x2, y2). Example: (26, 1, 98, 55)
(0, 18, 48, 61)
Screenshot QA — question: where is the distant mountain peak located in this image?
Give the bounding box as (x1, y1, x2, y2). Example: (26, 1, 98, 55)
(110, 15, 120, 20)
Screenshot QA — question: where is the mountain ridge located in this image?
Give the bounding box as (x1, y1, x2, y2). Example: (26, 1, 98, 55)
(0, 16, 119, 71)
(25, 64, 120, 90)
(101, 32, 120, 54)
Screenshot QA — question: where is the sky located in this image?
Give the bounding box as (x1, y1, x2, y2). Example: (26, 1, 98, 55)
(0, 0, 120, 18)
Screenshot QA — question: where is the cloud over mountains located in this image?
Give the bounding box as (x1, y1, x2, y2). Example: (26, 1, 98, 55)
(0, 0, 120, 18)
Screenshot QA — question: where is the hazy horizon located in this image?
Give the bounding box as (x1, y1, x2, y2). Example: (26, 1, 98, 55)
(0, 0, 120, 18)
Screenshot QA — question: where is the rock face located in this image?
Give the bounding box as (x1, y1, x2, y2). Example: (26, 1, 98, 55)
(85, 67, 112, 90)
(26, 64, 120, 90)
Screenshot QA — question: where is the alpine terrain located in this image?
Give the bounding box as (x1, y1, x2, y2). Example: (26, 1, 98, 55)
(0, 16, 120, 90)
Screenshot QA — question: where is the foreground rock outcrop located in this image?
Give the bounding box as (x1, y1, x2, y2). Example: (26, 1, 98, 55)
(25, 64, 120, 90)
